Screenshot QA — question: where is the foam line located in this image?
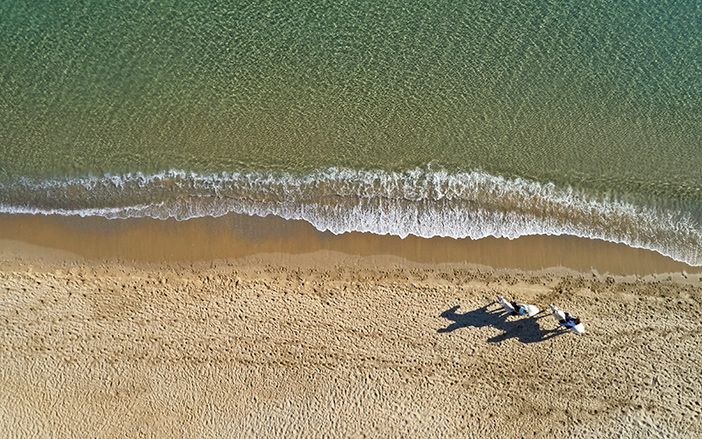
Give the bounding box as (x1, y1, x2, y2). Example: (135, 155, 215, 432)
(1, 168, 700, 266)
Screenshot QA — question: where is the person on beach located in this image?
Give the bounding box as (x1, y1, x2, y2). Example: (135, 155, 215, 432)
(510, 301, 526, 316)
(559, 312, 581, 329)
(497, 295, 539, 317)
(549, 304, 586, 334)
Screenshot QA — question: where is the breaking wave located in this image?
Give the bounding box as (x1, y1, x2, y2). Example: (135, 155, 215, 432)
(0, 167, 700, 266)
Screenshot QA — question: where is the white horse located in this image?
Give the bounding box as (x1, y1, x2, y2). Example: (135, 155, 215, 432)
(549, 304, 586, 334)
(496, 295, 540, 317)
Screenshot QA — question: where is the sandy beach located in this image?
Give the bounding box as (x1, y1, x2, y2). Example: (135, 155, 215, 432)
(3, 1, 700, 437)
(1, 217, 701, 438)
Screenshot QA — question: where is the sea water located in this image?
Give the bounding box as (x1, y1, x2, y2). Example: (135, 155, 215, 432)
(1, 1, 700, 264)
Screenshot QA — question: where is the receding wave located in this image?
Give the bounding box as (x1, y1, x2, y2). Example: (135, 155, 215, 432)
(0, 168, 700, 266)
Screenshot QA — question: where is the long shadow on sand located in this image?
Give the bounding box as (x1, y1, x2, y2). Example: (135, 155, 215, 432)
(438, 304, 563, 344)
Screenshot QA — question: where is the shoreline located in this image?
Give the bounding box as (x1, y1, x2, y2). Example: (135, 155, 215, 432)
(1, 213, 700, 277)
(1, 235, 701, 437)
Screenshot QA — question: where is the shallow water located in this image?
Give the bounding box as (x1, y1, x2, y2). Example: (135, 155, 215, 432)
(1, 1, 700, 264)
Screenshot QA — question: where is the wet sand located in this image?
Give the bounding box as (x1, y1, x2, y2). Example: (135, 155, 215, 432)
(1, 215, 701, 438)
(0, 213, 699, 275)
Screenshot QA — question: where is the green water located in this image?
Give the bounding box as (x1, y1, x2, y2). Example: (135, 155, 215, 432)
(2, 0, 700, 194)
(1, 1, 701, 264)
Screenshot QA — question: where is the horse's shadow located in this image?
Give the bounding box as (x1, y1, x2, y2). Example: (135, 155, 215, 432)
(438, 304, 562, 344)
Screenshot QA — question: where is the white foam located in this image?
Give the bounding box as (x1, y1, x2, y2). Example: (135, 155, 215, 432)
(1, 167, 700, 266)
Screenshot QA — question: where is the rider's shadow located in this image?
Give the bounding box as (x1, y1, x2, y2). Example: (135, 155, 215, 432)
(438, 304, 563, 344)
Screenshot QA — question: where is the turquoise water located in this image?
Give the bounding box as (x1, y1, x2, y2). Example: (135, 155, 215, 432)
(1, 1, 701, 264)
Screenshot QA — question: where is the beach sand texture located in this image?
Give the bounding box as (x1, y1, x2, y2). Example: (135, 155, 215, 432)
(2, 2, 701, 437)
(1, 242, 700, 438)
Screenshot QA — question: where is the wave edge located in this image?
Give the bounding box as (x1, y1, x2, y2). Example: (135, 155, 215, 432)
(1, 167, 700, 266)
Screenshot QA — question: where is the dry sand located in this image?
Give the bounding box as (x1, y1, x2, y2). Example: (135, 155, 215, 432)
(1, 237, 701, 438)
